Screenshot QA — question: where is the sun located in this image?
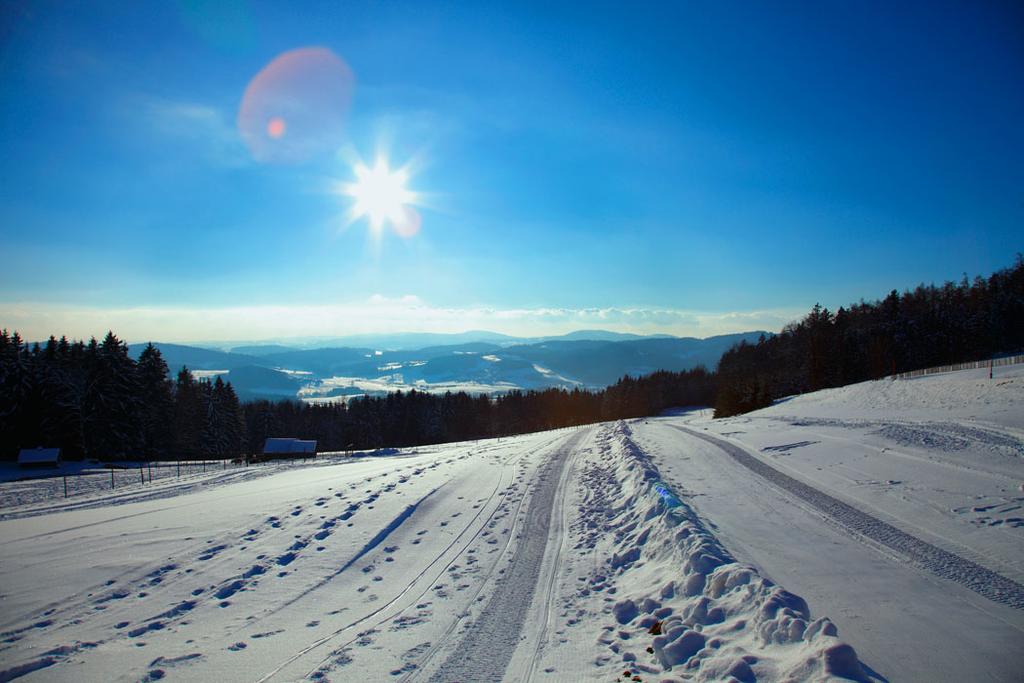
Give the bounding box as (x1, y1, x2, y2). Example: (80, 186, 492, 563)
(343, 158, 418, 234)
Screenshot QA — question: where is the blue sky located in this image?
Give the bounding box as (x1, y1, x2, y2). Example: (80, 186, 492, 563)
(1, 1, 1021, 342)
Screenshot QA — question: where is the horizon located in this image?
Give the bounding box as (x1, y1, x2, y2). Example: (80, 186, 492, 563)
(0, 297, 798, 344)
(2, 2, 1021, 343)
(12, 325, 767, 349)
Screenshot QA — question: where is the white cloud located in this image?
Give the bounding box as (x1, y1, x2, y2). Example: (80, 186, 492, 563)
(134, 97, 250, 167)
(0, 297, 803, 344)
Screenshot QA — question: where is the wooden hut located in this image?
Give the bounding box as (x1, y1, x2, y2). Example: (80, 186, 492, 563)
(18, 447, 62, 468)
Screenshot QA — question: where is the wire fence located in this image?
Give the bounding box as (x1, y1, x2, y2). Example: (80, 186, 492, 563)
(1, 455, 342, 510)
(13, 459, 239, 505)
(890, 353, 1024, 380)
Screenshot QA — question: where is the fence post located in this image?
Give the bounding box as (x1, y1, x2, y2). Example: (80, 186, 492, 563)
(203, 460, 206, 473)
(140, 465, 144, 485)
(110, 468, 115, 489)
(148, 463, 152, 483)
(990, 358, 994, 380)
(63, 475, 68, 498)
(177, 460, 180, 477)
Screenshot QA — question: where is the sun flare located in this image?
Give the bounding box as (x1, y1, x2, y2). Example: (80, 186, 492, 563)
(343, 158, 418, 234)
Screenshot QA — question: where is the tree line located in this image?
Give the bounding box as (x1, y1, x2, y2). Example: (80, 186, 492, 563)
(714, 255, 1024, 417)
(241, 368, 714, 454)
(0, 328, 714, 461)
(0, 331, 246, 461)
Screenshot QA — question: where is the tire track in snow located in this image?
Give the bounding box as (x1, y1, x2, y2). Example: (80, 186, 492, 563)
(672, 425, 1024, 610)
(427, 431, 585, 682)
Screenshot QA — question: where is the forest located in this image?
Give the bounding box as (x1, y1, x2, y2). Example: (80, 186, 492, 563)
(714, 255, 1024, 416)
(2, 256, 1020, 460)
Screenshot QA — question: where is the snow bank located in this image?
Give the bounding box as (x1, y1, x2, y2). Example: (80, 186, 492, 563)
(755, 364, 1024, 429)
(576, 422, 869, 681)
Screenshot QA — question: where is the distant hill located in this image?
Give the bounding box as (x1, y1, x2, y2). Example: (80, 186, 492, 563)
(533, 329, 674, 342)
(227, 344, 301, 356)
(185, 328, 686, 351)
(496, 333, 764, 385)
(136, 331, 767, 401)
(127, 343, 259, 373)
(222, 365, 302, 402)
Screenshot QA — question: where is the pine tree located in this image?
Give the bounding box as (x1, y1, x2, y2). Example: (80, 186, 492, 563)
(82, 332, 143, 459)
(137, 343, 174, 458)
(173, 367, 203, 459)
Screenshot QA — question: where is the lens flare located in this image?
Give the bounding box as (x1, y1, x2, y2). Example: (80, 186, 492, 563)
(267, 117, 286, 138)
(238, 47, 353, 163)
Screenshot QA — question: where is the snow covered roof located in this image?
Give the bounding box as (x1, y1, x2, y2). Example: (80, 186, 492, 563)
(18, 448, 61, 465)
(262, 438, 317, 454)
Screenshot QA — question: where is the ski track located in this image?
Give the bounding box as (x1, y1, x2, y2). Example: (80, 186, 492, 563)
(391, 435, 547, 682)
(426, 431, 585, 682)
(672, 425, 1024, 609)
(522, 430, 577, 683)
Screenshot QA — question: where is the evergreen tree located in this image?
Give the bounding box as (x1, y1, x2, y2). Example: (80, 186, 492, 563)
(173, 367, 203, 459)
(137, 343, 174, 458)
(82, 332, 142, 459)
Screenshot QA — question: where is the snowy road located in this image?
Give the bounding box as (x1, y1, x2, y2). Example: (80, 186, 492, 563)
(632, 366, 1024, 682)
(670, 424, 1024, 609)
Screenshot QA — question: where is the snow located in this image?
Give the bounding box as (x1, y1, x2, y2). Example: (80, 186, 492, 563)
(514, 423, 871, 682)
(190, 369, 229, 379)
(635, 364, 1024, 681)
(1, 364, 1021, 681)
(298, 375, 523, 403)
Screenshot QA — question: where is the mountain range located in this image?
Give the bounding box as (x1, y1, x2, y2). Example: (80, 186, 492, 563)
(128, 330, 765, 402)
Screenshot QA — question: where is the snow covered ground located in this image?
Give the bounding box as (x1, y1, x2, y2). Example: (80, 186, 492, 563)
(0, 364, 1020, 682)
(636, 364, 1024, 682)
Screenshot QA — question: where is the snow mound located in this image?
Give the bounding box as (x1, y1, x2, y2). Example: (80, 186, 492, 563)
(754, 364, 1024, 429)
(576, 422, 871, 681)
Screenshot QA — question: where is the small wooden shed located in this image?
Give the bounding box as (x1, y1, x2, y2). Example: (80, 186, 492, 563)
(260, 438, 317, 461)
(18, 448, 62, 468)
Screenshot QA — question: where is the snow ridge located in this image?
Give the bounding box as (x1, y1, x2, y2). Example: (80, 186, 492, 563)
(673, 425, 1024, 610)
(572, 422, 871, 681)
